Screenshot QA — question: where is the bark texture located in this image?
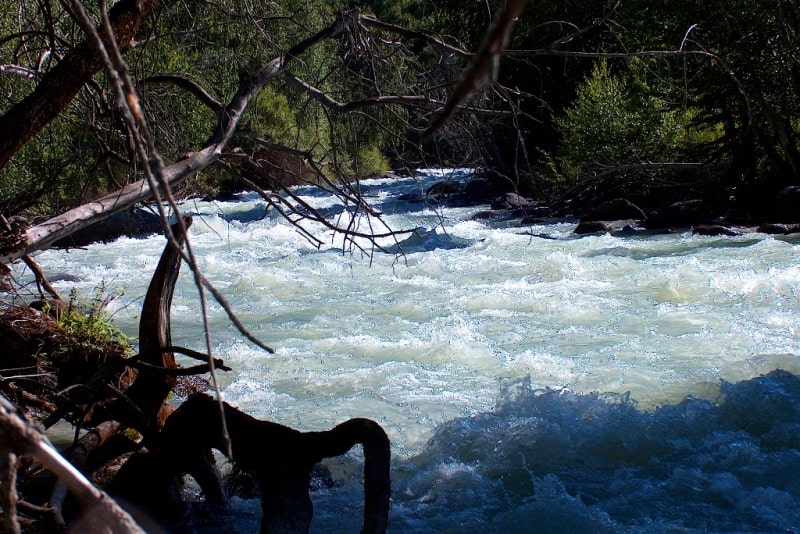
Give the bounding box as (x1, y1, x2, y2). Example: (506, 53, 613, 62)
(0, 0, 158, 171)
(88, 218, 191, 435)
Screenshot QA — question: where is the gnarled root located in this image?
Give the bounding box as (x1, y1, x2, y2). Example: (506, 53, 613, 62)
(151, 393, 390, 533)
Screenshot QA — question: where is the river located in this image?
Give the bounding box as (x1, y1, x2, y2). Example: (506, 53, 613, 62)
(16, 170, 800, 532)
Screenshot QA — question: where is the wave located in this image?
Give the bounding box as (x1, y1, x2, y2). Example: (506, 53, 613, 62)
(389, 369, 800, 532)
(175, 370, 800, 533)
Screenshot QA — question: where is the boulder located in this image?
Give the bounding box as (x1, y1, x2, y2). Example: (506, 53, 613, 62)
(574, 221, 613, 235)
(757, 223, 800, 235)
(582, 198, 646, 222)
(462, 176, 515, 202)
(519, 206, 554, 222)
(692, 225, 743, 237)
(425, 180, 463, 200)
(462, 178, 494, 201)
(644, 199, 709, 229)
(491, 192, 533, 210)
(773, 185, 800, 223)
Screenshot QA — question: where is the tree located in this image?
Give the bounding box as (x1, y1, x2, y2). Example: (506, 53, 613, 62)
(0, 0, 528, 530)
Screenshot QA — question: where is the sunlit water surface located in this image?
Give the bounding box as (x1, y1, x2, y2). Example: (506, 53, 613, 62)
(17, 170, 800, 532)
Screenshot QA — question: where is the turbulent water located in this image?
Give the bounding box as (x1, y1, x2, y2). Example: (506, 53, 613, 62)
(15, 170, 800, 532)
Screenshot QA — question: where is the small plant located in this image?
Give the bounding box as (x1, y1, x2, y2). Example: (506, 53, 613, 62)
(57, 282, 133, 357)
(355, 144, 390, 178)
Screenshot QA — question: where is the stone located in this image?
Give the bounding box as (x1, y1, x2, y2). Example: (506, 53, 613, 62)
(692, 225, 743, 237)
(574, 221, 612, 235)
(583, 198, 646, 222)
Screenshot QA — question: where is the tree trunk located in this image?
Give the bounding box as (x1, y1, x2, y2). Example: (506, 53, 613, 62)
(88, 218, 191, 436)
(0, 0, 158, 172)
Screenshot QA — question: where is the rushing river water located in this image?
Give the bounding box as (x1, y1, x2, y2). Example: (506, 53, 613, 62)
(15, 170, 800, 532)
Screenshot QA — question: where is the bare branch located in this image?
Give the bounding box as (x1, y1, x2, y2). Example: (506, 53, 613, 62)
(141, 74, 224, 115)
(280, 70, 428, 112)
(0, 64, 39, 79)
(357, 13, 471, 59)
(0, 395, 145, 533)
(0, 10, 361, 265)
(587, 161, 723, 179)
(424, 0, 530, 138)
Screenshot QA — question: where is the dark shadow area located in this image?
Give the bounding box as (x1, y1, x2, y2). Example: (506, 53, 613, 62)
(162, 370, 800, 533)
(393, 369, 800, 532)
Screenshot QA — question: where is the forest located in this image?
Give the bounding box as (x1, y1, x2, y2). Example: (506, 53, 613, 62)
(0, 0, 799, 532)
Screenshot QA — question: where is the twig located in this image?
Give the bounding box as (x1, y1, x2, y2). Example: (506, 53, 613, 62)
(1, 446, 20, 534)
(424, 0, 530, 138)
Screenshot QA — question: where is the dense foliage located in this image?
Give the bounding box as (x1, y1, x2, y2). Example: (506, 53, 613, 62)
(0, 0, 798, 218)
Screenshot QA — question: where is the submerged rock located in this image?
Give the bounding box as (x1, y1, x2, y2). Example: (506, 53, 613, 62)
(692, 225, 744, 237)
(757, 223, 800, 235)
(383, 227, 476, 254)
(574, 221, 613, 235)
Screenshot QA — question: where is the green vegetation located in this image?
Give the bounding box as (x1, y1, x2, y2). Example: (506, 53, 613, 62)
(56, 284, 132, 358)
(555, 60, 696, 200)
(0, 0, 797, 219)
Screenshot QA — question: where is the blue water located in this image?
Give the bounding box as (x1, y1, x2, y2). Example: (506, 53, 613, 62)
(15, 170, 800, 532)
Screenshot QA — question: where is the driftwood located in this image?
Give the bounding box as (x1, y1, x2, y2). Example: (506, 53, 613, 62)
(0, 395, 145, 533)
(86, 217, 191, 437)
(152, 393, 391, 534)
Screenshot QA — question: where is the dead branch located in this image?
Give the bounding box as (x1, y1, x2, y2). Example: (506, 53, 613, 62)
(49, 420, 125, 526)
(0, 9, 358, 265)
(280, 71, 428, 112)
(357, 13, 471, 59)
(587, 161, 723, 177)
(424, 0, 530, 138)
(1, 446, 20, 534)
(89, 218, 191, 435)
(0, 395, 145, 533)
(141, 74, 224, 115)
(131, 360, 232, 375)
(0, 64, 39, 79)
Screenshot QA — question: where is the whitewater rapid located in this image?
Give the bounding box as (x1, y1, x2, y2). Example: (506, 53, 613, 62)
(13, 170, 800, 532)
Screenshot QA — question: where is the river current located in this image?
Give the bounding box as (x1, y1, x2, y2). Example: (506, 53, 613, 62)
(16, 170, 800, 532)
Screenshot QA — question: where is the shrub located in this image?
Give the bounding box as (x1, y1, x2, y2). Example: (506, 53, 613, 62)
(57, 283, 133, 357)
(556, 59, 692, 199)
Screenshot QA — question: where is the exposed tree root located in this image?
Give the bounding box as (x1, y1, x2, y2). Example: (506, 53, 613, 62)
(148, 393, 390, 533)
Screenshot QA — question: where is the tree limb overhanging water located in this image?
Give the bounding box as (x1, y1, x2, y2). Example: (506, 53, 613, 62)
(1, 0, 799, 531)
